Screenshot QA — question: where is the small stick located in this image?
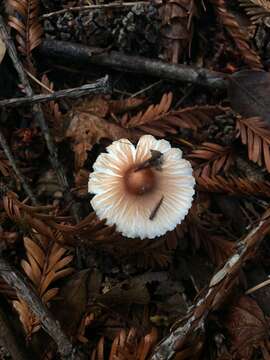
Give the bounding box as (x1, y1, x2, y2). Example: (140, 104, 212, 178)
(25, 69, 54, 93)
(41, 1, 153, 19)
(130, 80, 162, 98)
(0, 76, 110, 108)
(245, 278, 270, 295)
(149, 195, 164, 220)
(0, 130, 37, 205)
(0, 256, 83, 360)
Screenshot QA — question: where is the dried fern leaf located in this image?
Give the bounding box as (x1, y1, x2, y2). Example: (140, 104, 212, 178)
(121, 93, 227, 136)
(236, 116, 270, 172)
(2, 193, 74, 245)
(7, 0, 43, 70)
(239, 0, 270, 25)
(197, 173, 270, 197)
(90, 328, 158, 360)
(121, 93, 173, 127)
(210, 0, 262, 68)
(13, 298, 40, 336)
(189, 142, 235, 176)
(13, 237, 74, 338)
(109, 97, 145, 114)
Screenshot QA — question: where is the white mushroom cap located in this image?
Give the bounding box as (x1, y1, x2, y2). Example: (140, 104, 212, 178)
(88, 135, 195, 239)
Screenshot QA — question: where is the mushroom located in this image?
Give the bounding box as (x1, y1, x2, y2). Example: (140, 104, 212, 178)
(88, 135, 195, 239)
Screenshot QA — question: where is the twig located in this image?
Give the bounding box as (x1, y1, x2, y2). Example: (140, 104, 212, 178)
(39, 40, 228, 90)
(0, 130, 37, 205)
(0, 257, 84, 360)
(130, 79, 162, 98)
(0, 76, 110, 107)
(150, 211, 270, 360)
(0, 304, 30, 360)
(25, 69, 54, 93)
(41, 1, 153, 19)
(245, 277, 270, 295)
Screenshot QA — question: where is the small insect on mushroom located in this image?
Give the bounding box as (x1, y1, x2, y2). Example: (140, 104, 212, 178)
(134, 149, 163, 172)
(88, 135, 195, 239)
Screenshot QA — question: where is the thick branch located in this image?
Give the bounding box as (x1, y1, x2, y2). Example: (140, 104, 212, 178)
(39, 40, 227, 90)
(0, 257, 83, 359)
(0, 76, 109, 107)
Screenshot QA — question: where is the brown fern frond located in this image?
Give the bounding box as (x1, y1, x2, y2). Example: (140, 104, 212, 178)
(7, 0, 43, 71)
(13, 236, 74, 337)
(210, 0, 262, 69)
(159, 0, 197, 63)
(196, 174, 270, 197)
(184, 205, 236, 265)
(239, 0, 270, 25)
(55, 212, 119, 245)
(3, 192, 64, 242)
(109, 97, 145, 114)
(188, 142, 235, 176)
(121, 93, 173, 128)
(151, 105, 227, 133)
(58, 215, 172, 267)
(2, 194, 118, 246)
(236, 116, 270, 172)
(121, 93, 227, 136)
(134, 240, 172, 268)
(90, 328, 158, 360)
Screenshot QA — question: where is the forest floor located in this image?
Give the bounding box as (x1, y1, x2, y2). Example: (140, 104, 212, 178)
(1, 0, 270, 359)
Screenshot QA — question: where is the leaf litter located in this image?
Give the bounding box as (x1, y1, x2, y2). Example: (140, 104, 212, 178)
(1, 0, 270, 359)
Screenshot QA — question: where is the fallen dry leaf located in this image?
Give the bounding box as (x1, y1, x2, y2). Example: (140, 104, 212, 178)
(51, 270, 90, 336)
(225, 295, 269, 359)
(228, 70, 270, 123)
(108, 97, 145, 114)
(66, 111, 130, 170)
(74, 95, 110, 118)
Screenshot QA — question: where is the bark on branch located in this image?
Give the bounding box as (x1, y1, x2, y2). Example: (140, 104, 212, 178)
(150, 213, 270, 360)
(0, 257, 83, 359)
(0, 76, 110, 107)
(39, 40, 227, 90)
